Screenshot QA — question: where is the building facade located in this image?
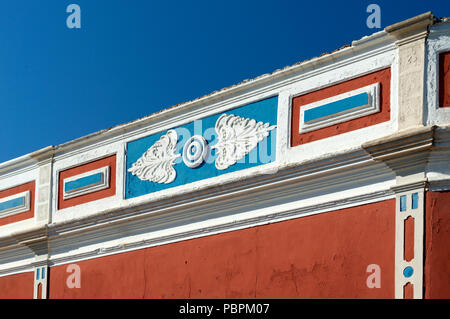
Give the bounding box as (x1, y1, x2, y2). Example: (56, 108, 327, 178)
(0, 12, 449, 299)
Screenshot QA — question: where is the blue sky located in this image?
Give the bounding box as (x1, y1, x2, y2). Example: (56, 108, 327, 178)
(0, 0, 448, 163)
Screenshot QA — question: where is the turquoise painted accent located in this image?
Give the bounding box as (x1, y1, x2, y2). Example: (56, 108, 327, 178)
(400, 195, 407, 212)
(0, 196, 25, 213)
(403, 266, 414, 278)
(304, 92, 369, 123)
(36, 268, 40, 280)
(65, 172, 103, 192)
(42, 267, 45, 280)
(412, 193, 419, 209)
(125, 96, 278, 200)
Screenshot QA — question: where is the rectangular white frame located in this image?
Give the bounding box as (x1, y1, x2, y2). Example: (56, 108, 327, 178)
(0, 191, 30, 219)
(299, 83, 380, 134)
(63, 166, 110, 200)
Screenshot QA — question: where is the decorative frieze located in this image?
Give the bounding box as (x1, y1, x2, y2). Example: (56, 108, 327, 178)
(125, 96, 278, 199)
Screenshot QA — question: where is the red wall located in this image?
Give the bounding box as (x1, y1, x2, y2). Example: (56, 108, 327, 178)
(0, 272, 34, 299)
(424, 191, 450, 298)
(48, 200, 395, 299)
(439, 51, 450, 108)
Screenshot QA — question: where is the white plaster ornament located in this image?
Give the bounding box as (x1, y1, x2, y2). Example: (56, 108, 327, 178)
(212, 114, 276, 170)
(183, 135, 209, 168)
(129, 114, 275, 183)
(128, 129, 181, 184)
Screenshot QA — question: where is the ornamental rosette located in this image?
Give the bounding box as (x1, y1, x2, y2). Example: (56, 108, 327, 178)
(212, 114, 276, 170)
(128, 129, 181, 184)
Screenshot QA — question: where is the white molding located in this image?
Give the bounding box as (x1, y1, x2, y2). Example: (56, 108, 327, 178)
(0, 36, 396, 173)
(33, 265, 48, 299)
(393, 188, 424, 299)
(0, 191, 30, 219)
(63, 166, 110, 200)
(47, 189, 394, 269)
(299, 83, 380, 133)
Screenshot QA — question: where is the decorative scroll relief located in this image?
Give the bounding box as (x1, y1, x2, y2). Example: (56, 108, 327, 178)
(0, 191, 30, 218)
(212, 114, 276, 170)
(128, 129, 181, 184)
(63, 166, 110, 200)
(299, 83, 380, 133)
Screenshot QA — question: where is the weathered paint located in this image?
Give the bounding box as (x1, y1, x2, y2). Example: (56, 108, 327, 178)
(424, 191, 450, 298)
(439, 51, 450, 107)
(58, 155, 116, 210)
(48, 200, 395, 299)
(291, 68, 391, 146)
(0, 181, 35, 226)
(0, 272, 34, 299)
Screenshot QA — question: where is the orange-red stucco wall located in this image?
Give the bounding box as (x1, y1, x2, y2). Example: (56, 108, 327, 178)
(439, 51, 450, 108)
(424, 191, 450, 298)
(47, 200, 395, 299)
(0, 272, 34, 299)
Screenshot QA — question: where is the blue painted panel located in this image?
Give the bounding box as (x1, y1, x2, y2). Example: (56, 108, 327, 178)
(411, 193, 419, 210)
(65, 172, 103, 192)
(125, 96, 278, 199)
(304, 92, 369, 123)
(0, 196, 25, 213)
(400, 195, 407, 212)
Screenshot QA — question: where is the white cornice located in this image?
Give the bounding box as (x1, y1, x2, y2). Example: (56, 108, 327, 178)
(0, 31, 397, 171)
(0, 149, 396, 276)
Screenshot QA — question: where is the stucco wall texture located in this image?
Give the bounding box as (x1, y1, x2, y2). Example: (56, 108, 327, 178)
(47, 200, 395, 299)
(0, 272, 34, 299)
(439, 51, 450, 108)
(425, 191, 450, 298)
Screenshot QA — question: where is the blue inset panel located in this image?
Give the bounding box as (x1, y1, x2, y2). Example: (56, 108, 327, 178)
(125, 96, 278, 200)
(65, 173, 103, 192)
(0, 197, 25, 213)
(36, 268, 40, 280)
(412, 193, 419, 210)
(304, 92, 369, 123)
(400, 195, 407, 212)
